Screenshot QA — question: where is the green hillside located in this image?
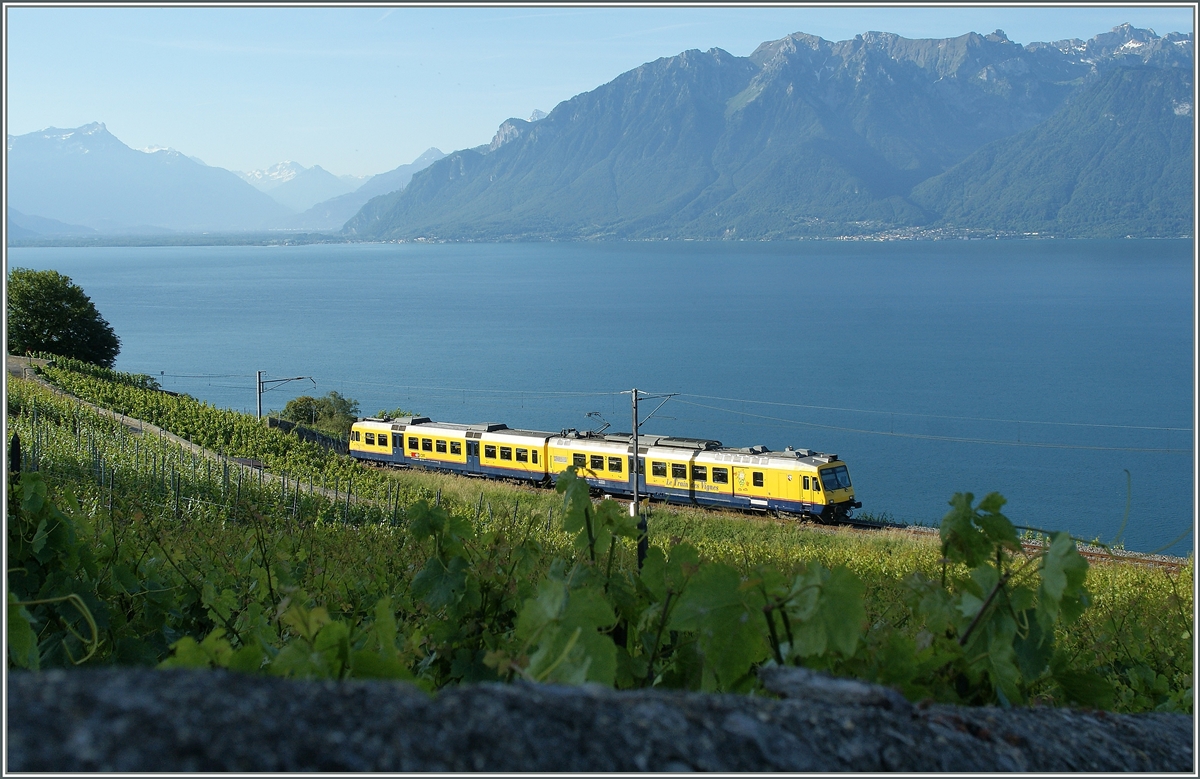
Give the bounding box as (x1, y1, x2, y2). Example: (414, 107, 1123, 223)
(912, 67, 1194, 237)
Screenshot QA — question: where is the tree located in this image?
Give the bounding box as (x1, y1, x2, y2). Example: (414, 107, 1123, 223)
(7, 268, 120, 368)
(280, 391, 360, 439)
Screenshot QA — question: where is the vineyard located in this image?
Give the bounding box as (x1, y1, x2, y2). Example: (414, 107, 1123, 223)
(6, 358, 1193, 713)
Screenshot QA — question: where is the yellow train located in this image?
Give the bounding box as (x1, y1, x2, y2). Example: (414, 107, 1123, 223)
(349, 415, 860, 521)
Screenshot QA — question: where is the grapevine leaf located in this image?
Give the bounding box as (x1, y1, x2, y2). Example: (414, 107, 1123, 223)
(977, 492, 1007, 514)
(669, 562, 768, 689)
(7, 593, 40, 670)
(905, 572, 956, 634)
(1038, 532, 1089, 630)
(518, 579, 616, 685)
(371, 597, 398, 654)
(313, 620, 351, 678)
(408, 500, 442, 541)
(351, 649, 413, 680)
(639, 546, 668, 601)
(940, 493, 991, 567)
(515, 577, 568, 645)
(1054, 668, 1116, 709)
(640, 542, 699, 603)
(279, 603, 330, 643)
(1013, 609, 1053, 679)
(30, 519, 49, 555)
(158, 636, 209, 668)
(977, 509, 1020, 552)
(412, 555, 469, 611)
(112, 564, 140, 595)
(820, 566, 866, 657)
(160, 628, 232, 669)
(984, 615, 1022, 706)
(227, 642, 266, 673)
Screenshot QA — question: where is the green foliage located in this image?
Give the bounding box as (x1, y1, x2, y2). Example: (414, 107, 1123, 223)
(26, 354, 160, 390)
(913, 67, 1194, 238)
(6, 363, 1191, 715)
(7, 268, 121, 367)
(280, 391, 360, 440)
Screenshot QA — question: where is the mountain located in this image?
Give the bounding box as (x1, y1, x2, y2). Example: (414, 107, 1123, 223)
(238, 162, 368, 212)
(7, 206, 97, 237)
(238, 160, 307, 191)
(345, 25, 1192, 240)
(6, 123, 293, 233)
(911, 66, 1193, 237)
(264, 165, 361, 212)
(288, 148, 445, 231)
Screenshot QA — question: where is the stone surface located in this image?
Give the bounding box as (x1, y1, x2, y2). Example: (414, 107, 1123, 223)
(7, 668, 1193, 772)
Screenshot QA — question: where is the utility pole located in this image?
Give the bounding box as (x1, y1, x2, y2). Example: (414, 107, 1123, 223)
(623, 388, 676, 569)
(631, 388, 646, 568)
(257, 372, 316, 420)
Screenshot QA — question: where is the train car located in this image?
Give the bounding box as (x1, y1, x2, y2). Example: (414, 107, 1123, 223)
(350, 416, 555, 482)
(546, 429, 635, 491)
(349, 415, 859, 521)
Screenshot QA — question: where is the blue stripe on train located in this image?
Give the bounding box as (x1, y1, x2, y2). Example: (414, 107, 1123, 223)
(351, 451, 840, 515)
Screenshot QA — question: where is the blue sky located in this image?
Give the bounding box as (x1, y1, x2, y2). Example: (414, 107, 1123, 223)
(5, 5, 1194, 177)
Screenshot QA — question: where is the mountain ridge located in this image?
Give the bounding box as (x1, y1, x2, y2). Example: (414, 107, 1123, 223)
(345, 24, 1192, 241)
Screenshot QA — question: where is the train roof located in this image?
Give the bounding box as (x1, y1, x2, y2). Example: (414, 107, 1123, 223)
(358, 417, 841, 464)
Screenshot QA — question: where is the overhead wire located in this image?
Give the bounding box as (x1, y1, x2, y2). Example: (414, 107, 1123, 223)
(675, 393, 1192, 433)
(148, 375, 1192, 451)
(671, 398, 1191, 454)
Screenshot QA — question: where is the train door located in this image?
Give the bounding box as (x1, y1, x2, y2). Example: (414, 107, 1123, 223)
(733, 467, 750, 500)
(629, 456, 645, 497)
(466, 440, 480, 473)
(734, 466, 768, 508)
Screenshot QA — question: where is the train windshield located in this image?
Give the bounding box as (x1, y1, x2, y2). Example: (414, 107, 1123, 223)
(820, 466, 852, 491)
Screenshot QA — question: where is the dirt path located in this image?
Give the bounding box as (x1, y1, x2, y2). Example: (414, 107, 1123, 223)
(7, 355, 357, 508)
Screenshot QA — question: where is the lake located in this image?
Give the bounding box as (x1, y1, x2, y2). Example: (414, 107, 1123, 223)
(8, 239, 1194, 555)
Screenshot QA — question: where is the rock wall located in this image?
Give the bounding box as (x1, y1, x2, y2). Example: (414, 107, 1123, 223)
(7, 667, 1192, 772)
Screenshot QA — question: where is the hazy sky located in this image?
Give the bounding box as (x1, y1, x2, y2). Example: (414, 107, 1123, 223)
(5, 5, 1194, 177)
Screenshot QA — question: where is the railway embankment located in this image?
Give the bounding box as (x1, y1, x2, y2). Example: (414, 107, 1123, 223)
(7, 665, 1191, 771)
(8, 353, 1187, 573)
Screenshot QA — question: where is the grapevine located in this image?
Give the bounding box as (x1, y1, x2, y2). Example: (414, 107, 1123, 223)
(6, 362, 1192, 712)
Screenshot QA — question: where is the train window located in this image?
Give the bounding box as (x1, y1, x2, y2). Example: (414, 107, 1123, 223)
(803, 476, 810, 490)
(608, 457, 622, 473)
(531, 451, 538, 464)
(671, 464, 687, 479)
(378, 434, 388, 447)
(637, 458, 645, 475)
(590, 455, 605, 470)
(692, 465, 707, 482)
(450, 441, 462, 455)
(712, 467, 728, 484)
(484, 445, 497, 459)
(652, 462, 667, 477)
(422, 438, 433, 451)
(365, 433, 375, 445)
(573, 453, 586, 467)
(753, 471, 764, 488)
(467, 442, 479, 457)
(516, 448, 529, 462)
(500, 447, 513, 460)
(822, 466, 852, 490)
(352, 431, 360, 442)
(812, 475, 820, 491)
(436, 440, 447, 453)
(409, 437, 419, 450)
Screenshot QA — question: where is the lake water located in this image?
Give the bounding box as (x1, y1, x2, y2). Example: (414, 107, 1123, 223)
(8, 240, 1195, 555)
